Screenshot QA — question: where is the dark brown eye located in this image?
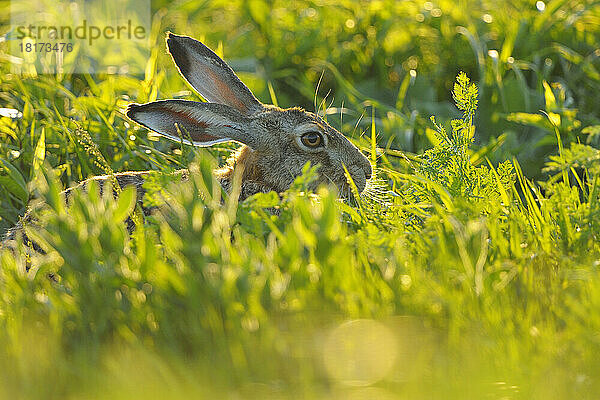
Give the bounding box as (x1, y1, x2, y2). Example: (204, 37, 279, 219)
(301, 131, 323, 148)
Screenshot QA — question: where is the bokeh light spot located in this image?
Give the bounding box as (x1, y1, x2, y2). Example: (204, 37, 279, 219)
(536, 1, 546, 11)
(323, 319, 397, 386)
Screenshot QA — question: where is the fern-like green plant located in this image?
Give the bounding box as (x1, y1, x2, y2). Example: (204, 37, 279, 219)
(416, 72, 514, 202)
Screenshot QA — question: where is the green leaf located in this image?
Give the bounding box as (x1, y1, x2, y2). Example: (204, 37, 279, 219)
(0, 176, 27, 203)
(32, 127, 46, 173)
(337, 201, 363, 224)
(245, 191, 280, 208)
(543, 81, 557, 111)
(248, 0, 268, 26)
(453, 71, 479, 120)
(582, 125, 600, 143)
(0, 157, 28, 203)
(371, 108, 377, 164)
(267, 81, 278, 107)
(22, 100, 33, 123)
(113, 185, 137, 223)
(506, 112, 547, 129)
(40, 164, 64, 214)
(395, 70, 412, 110)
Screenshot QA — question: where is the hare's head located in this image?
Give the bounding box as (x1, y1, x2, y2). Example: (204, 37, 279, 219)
(127, 33, 372, 198)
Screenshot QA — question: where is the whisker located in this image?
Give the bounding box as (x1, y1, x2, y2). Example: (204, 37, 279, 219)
(322, 173, 338, 188)
(314, 70, 325, 114)
(353, 111, 365, 138)
(326, 96, 336, 115)
(319, 89, 332, 117)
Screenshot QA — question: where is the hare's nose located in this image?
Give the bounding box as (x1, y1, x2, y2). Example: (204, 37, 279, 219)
(364, 164, 372, 180)
(360, 156, 372, 180)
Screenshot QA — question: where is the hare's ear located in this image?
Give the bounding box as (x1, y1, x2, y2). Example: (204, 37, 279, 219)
(166, 32, 263, 116)
(126, 100, 258, 148)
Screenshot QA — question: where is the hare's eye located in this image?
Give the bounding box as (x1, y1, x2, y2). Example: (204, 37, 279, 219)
(301, 131, 324, 148)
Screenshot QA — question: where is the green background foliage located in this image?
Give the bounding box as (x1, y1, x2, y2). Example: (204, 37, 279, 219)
(1, 0, 600, 398)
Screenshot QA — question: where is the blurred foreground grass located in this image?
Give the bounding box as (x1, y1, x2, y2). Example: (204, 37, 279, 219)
(1, 0, 600, 399)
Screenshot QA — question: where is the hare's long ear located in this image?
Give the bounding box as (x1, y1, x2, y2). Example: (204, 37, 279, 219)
(126, 100, 258, 148)
(166, 32, 263, 116)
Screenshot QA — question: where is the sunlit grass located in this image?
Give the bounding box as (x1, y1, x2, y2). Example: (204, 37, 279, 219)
(1, 1, 600, 398)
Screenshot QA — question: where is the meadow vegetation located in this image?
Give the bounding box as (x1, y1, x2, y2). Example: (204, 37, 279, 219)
(1, 0, 600, 398)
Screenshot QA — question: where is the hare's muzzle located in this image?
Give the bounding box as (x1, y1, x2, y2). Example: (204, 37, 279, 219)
(362, 158, 373, 181)
(358, 153, 373, 189)
(346, 156, 372, 193)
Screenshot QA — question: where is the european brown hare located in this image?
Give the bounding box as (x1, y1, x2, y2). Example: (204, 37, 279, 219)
(2, 32, 372, 247)
(127, 32, 372, 198)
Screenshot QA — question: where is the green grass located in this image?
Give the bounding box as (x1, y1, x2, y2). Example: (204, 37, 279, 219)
(1, 1, 600, 398)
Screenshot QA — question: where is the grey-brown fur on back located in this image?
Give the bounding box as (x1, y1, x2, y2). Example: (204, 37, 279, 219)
(0, 171, 181, 250)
